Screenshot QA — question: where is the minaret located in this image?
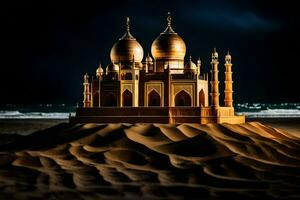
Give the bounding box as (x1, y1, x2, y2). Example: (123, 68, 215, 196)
(96, 64, 102, 107)
(83, 73, 91, 108)
(90, 76, 94, 107)
(197, 57, 201, 75)
(210, 48, 219, 108)
(224, 51, 233, 107)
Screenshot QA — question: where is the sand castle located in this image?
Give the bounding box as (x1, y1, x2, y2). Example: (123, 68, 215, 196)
(70, 13, 245, 124)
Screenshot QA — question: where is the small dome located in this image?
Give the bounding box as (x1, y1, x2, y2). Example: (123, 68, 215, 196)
(151, 13, 186, 60)
(106, 63, 120, 73)
(110, 17, 144, 64)
(145, 53, 153, 62)
(96, 65, 104, 76)
(184, 56, 197, 71)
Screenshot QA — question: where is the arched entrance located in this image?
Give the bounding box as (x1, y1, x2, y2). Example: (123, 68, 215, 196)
(148, 90, 160, 106)
(175, 90, 191, 106)
(199, 89, 205, 107)
(103, 92, 117, 107)
(122, 89, 132, 107)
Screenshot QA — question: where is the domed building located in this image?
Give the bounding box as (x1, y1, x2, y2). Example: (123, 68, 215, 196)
(73, 13, 245, 125)
(110, 17, 144, 67)
(151, 14, 186, 73)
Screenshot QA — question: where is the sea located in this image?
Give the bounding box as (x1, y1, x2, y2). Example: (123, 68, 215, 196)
(0, 103, 299, 119)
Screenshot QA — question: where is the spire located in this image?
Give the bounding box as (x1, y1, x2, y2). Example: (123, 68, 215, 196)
(120, 17, 135, 40)
(167, 12, 172, 27)
(126, 17, 130, 33)
(163, 12, 175, 34)
(84, 73, 89, 83)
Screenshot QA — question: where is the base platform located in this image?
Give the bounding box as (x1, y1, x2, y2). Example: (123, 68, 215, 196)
(70, 107, 245, 124)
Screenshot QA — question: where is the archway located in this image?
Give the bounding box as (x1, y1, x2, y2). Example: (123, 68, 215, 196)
(199, 89, 205, 107)
(103, 92, 117, 107)
(122, 89, 132, 107)
(175, 90, 191, 106)
(148, 90, 160, 106)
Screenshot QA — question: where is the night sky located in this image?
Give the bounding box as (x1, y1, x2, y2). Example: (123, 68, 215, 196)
(1, 0, 299, 105)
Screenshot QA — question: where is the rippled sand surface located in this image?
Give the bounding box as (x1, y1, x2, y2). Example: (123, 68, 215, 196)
(0, 122, 299, 199)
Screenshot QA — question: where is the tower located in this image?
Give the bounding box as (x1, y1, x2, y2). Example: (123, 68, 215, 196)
(83, 73, 91, 108)
(210, 48, 219, 108)
(224, 51, 233, 107)
(96, 64, 103, 107)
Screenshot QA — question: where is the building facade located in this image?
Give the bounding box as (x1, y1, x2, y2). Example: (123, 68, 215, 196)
(71, 13, 245, 124)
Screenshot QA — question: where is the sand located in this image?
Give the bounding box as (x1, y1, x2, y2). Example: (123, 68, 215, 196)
(0, 119, 68, 135)
(0, 121, 299, 199)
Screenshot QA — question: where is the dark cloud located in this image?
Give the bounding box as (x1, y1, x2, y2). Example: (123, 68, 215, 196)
(194, 10, 279, 31)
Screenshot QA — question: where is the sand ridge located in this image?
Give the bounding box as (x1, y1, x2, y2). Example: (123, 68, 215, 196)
(0, 122, 299, 199)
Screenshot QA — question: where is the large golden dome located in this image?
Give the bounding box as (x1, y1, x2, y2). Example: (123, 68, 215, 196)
(110, 17, 144, 63)
(151, 14, 186, 60)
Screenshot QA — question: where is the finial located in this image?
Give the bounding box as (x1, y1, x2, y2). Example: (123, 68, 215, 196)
(213, 47, 217, 53)
(163, 12, 175, 33)
(120, 16, 135, 40)
(227, 50, 230, 55)
(126, 17, 130, 32)
(167, 12, 172, 27)
(189, 55, 192, 61)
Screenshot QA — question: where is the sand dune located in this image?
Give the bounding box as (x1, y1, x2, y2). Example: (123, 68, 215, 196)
(0, 122, 299, 199)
